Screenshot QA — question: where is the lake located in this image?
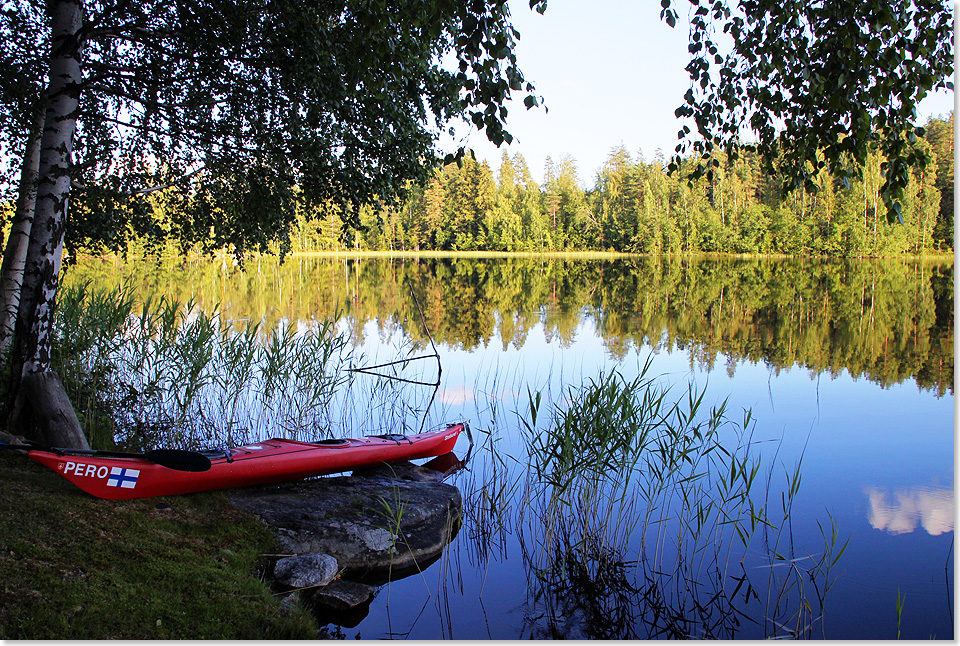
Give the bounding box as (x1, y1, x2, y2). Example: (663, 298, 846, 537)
(63, 253, 954, 639)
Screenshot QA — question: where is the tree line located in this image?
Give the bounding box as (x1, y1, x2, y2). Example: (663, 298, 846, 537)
(334, 113, 952, 257)
(33, 110, 955, 260)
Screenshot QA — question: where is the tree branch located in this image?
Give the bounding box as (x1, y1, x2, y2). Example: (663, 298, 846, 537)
(71, 164, 205, 196)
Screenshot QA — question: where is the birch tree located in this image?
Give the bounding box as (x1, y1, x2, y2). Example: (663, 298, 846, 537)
(0, 0, 546, 443)
(0, 0, 46, 353)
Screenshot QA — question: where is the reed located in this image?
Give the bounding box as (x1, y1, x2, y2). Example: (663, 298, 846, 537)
(454, 359, 848, 639)
(50, 283, 357, 450)
(896, 588, 905, 640)
(49, 282, 137, 448)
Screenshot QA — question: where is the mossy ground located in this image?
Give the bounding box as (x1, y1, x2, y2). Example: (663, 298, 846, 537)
(0, 450, 318, 639)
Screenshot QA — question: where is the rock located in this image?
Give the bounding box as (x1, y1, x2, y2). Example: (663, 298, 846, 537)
(309, 580, 378, 628)
(229, 470, 461, 582)
(353, 454, 463, 483)
(230, 461, 463, 625)
(273, 553, 340, 589)
(0, 430, 27, 446)
(311, 579, 376, 612)
(358, 527, 393, 551)
(277, 591, 303, 617)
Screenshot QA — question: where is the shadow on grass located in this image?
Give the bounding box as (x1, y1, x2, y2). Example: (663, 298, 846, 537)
(0, 450, 318, 639)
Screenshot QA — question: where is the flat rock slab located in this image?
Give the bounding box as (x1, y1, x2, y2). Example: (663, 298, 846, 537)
(353, 458, 461, 483)
(229, 467, 462, 582)
(311, 578, 376, 610)
(273, 553, 339, 589)
(308, 579, 379, 628)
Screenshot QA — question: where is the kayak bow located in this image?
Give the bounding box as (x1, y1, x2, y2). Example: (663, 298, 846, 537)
(24, 424, 465, 500)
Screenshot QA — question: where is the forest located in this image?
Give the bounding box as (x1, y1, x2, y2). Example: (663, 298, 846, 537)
(280, 113, 954, 258)
(68, 115, 954, 260)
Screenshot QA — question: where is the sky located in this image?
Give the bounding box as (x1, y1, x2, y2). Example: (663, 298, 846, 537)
(441, 0, 957, 188)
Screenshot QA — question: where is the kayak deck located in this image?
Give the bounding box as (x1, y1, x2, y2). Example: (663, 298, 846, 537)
(26, 424, 465, 500)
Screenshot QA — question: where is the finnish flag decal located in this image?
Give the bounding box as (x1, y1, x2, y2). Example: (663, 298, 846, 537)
(107, 467, 140, 489)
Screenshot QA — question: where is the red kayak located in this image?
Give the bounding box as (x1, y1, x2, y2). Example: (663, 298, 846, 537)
(24, 424, 465, 500)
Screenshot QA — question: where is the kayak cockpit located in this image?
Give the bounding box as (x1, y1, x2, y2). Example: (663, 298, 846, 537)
(313, 438, 351, 447)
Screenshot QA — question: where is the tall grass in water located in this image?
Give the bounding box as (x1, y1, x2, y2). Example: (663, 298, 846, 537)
(50, 283, 366, 450)
(466, 359, 848, 639)
(50, 283, 137, 448)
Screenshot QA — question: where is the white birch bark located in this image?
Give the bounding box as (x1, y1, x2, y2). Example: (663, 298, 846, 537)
(14, 0, 84, 378)
(0, 108, 43, 354)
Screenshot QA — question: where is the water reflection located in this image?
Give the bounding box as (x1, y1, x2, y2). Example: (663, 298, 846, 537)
(62, 255, 954, 396)
(437, 385, 474, 405)
(865, 485, 954, 536)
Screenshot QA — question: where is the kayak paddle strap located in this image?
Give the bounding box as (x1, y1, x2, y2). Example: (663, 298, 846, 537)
(369, 433, 413, 445)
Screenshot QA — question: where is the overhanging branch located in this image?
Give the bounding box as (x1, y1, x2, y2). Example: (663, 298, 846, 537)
(71, 164, 205, 196)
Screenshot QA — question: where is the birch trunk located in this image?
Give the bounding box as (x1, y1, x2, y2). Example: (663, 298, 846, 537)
(13, 0, 83, 378)
(0, 107, 44, 354)
(7, 0, 87, 449)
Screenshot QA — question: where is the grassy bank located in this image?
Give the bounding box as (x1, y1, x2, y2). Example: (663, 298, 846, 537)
(0, 450, 318, 639)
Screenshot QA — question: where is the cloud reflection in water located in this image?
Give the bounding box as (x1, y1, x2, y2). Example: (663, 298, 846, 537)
(437, 385, 474, 405)
(864, 485, 954, 536)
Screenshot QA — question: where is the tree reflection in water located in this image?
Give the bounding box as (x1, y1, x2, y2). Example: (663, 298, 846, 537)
(62, 255, 954, 397)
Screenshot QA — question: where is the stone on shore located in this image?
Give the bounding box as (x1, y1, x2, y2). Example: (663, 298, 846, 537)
(229, 461, 462, 617)
(273, 553, 339, 589)
(311, 579, 376, 613)
(231, 470, 461, 580)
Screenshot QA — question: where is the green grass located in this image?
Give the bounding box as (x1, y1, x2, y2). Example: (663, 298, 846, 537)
(0, 450, 317, 639)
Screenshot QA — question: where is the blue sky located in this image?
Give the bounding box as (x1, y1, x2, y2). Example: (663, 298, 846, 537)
(443, 0, 957, 187)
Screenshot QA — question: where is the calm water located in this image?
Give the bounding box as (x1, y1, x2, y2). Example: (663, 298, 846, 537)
(65, 254, 955, 639)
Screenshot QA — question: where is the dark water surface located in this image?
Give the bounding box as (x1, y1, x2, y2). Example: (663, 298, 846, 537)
(66, 254, 954, 639)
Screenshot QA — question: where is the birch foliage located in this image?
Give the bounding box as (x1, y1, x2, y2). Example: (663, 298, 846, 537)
(660, 0, 954, 224)
(0, 0, 544, 391)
